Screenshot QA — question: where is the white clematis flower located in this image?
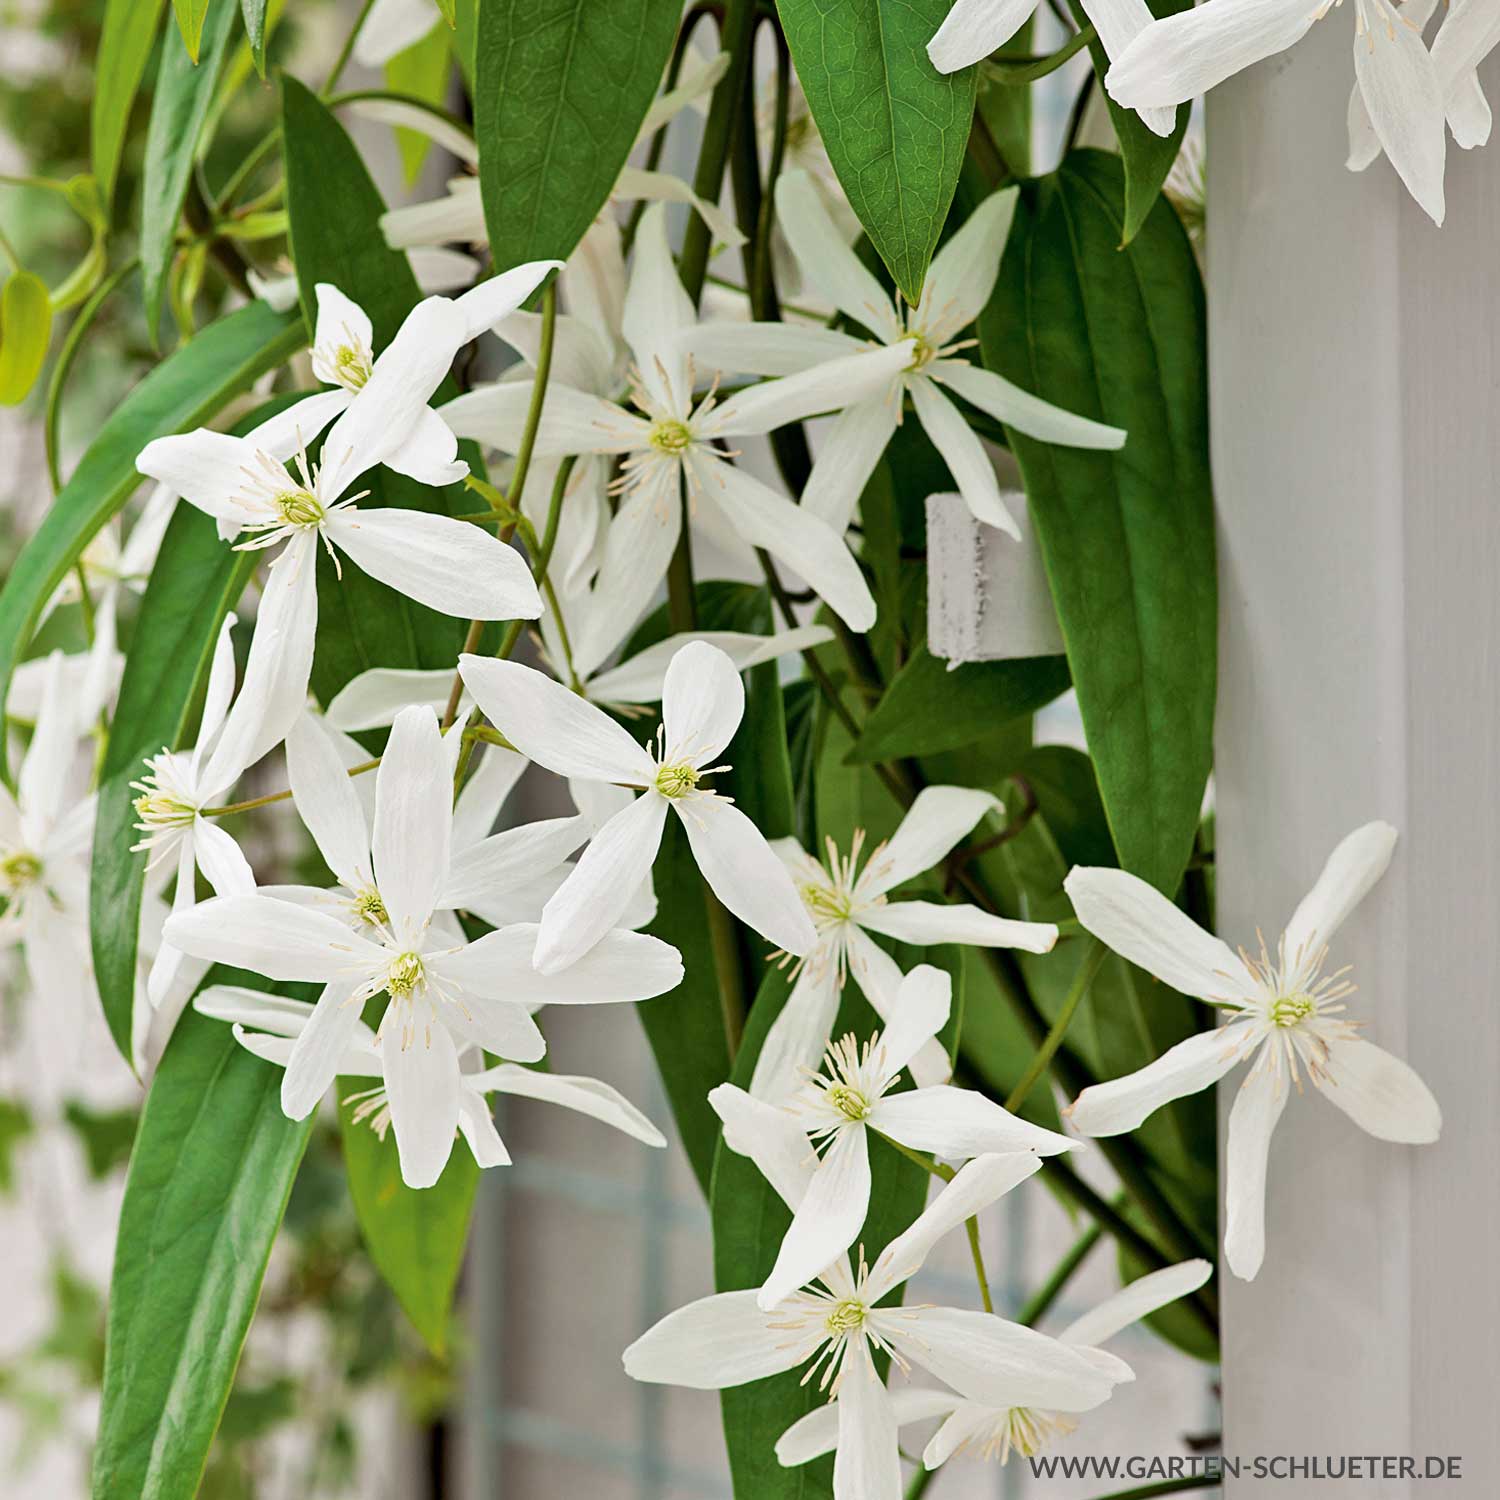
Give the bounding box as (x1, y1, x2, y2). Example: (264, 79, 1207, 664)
(194, 985, 667, 1168)
(753, 787, 1059, 1102)
(1105, 0, 1448, 223)
(1064, 821, 1441, 1279)
(623, 1150, 1131, 1500)
(164, 705, 684, 1187)
(775, 1259, 1210, 1471)
(717, 964, 1077, 1311)
(928, 0, 1175, 134)
(683, 172, 1125, 540)
(443, 203, 909, 637)
(0, 652, 98, 1016)
(459, 641, 818, 973)
(353, 0, 443, 67)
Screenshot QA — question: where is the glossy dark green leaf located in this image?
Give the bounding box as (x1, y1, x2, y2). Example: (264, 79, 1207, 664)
(92, 0, 170, 209)
(142, 0, 239, 334)
(92, 986, 316, 1500)
(240, 0, 268, 76)
(712, 966, 928, 1498)
(979, 149, 1214, 897)
(848, 647, 1069, 763)
(777, 0, 975, 302)
(280, 76, 470, 705)
(1069, 0, 1188, 243)
(0, 299, 303, 745)
(474, 0, 681, 269)
(340, 1093, 477, 1355)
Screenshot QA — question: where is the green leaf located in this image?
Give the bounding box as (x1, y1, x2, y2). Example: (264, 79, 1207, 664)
(240, 0, 269, 76)
(474, 0, 681, 269)
(385, 23, 455, 184)
(1070, 0, 1188, 242)
(0, 272, 53, 405)
(849, 647, 1069, 763)
(979, 149, 1214, 896)
(92, 0, 169, 210)
(434, 0, 458, 24)
(340, 1093, 477, 1356)
(712, 967, 929, 1498)
(0, 299, 303, 741)
(280, 76, 471, 703)
(92, 989, 316, 1500)
(777, 0, 975, 303)
(143, 0, 240, 334)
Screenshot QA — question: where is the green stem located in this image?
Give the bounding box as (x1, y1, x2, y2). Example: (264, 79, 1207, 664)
(1003, 937, 1106, 1114)
(321, 0, 380, 96)
(986, 24, 1096, 83)
(204, 758, 380, 817)
(1017, 1213, 1106, 1327)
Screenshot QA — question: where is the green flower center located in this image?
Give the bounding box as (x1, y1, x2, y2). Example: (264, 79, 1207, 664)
(334, 343, 371, 389)
(275, 488, 325, 528)
(132, 790, 195, 830)
(353, 887, 388, 926)
(654, 761, 700, 799)
(387, 951, 425, 999)
(648, 419, 693, 454)
(906, 329, 936, 372)
(801, 883, 851, 925)
(827, 1084, 870, 1122)
(1270, 992, 1315, 1028)
(1, 851, 41, 890)
(824, 1298, 867, 1335)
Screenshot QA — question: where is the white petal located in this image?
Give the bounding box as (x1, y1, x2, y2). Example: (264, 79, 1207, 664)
(857, 900, 1058, 954)
(378, 406, 467, 488)
(622, 204, 695, 414)
(1280, 821, 1397, 982)
(777, 1388, 958, 1466)
(860, 786, 1000, 898)
(371, 705, 451, 937)
(1354, 0, 1447, 224)
(440, 922, 683, 1004)
(774, 171, 903, 343)
(474, 1064, 665, 1145)
(494, 310, 618, 394)
(706, 341, 917, 438)
(887, 1306, 1120, 1412)
(587, 625, 833, 706)
(380, 178, 487, 251)
(326, 666, 458, 732)
(920, 189, 1017, 345)
(348, 98, 480, 166)
(832, 1351, 902, 1500)
(245, 388, 353, 463)
(453, 259, 563, 342)
(194, 985, 317, 1036)
(196, 613, 239, 753)
(442, 994, 547, 1063)
(874, 1085, 1077, 1159)
(327, 508, 541, 620)
(165, 894, 385, 981)
(312, 284, 374, 382)
(457, 1090, 513, 1168)
(623, 1289, 819, 1387)
(1058, 1259, 1214, 1347)
(800, 394, 902, 533)
(683, 320, 864, 378)
(748, 962, 842, 1103)
(1223, 1060, 1289, 1281)
(193, 819, 256, 897)
(1318, 1036, 1441, 1143)
(932, 359, 1126, 452)
(452, 744, 528, 849)
(354, 0, 440, 66)
(866, 1152, 1042, 1301)
(441, 817, 585, 911)
(1063, 865, 1258, 1002)
(843, 928, 954, 1091)
(1105, 0, 1319, 112)
(759, 1126, 872, 1310)
(909, 378, 1022, 537)
(18, 653, 77, 826)
(281, 981, 366, 1119)
(287, 713, 371, 888)
(135, 430, 256, 527)
(1080, 0, 1178, 135)
(689, 453, 876, 632)
(661, 641, 745, 767)
(678, 794, 818, 956)
(1446, 68, 1492, 147)
(709, 1082, 819, 1213)
(928, 0, 1039, 71)
(615, 165, 748, 250)
(1066, 1024, 1252, 1136)
(381, 1016, 463, 1190)
(921, 1403, 999, 1469)
(874, 964, 953, 1081)
(1347, 78, 1384, 170)
(458, 655, 656, 783)
(533, 795, 671, 972)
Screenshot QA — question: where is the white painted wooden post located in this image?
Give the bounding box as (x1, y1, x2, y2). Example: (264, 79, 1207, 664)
(1210, 29, 1500, 1491)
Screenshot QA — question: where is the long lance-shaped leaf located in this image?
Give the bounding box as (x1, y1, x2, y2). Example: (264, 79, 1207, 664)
(978, 149, 1214, 897)
(474, 0, 681, 270)
(92, 982, 317, 1500)
(280, 76, 471, 705)
(241, 0, 269, 76)
(92, 0, 170, 211)
(142, 0, 240, 334)
(777, 0, 975, 303)
(0, 298, 304, 754)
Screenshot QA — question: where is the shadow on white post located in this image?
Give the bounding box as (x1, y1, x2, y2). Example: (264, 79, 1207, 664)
(1210, 28, 1500, 1493)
